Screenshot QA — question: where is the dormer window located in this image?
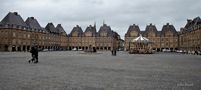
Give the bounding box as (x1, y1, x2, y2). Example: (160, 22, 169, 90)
(130, 31, 138, 37)
(14, 12, 18, 15)
(165, 31, 173, 37)
(12, 25, 16, 28)
(16, 25, 19, 29)
(100, 32, 107, 37)
(72, 31, 78, 37)
(85, 32, 92, 37)
(5, 24, 8, 28)
(23, 27, 26, 30)
(148, 31, 156, 37)
(31, 17, 34, 19)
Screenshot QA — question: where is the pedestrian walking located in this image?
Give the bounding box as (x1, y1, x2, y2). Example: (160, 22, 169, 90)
(114, 49, 117, 56)
(29, 46, 39, 63)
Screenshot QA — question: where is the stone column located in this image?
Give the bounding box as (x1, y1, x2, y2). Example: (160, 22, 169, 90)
(8, 45, 12, 52)
(25, 46, 27, 52)
(21, 46, 23, 51)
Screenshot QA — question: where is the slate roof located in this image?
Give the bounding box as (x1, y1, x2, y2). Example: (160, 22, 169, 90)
(45, 23, 58, 33)
(127, 24, 140, 33)
(125, 24, 140, 37)
(41, 28, 48, 33)
(112, 31, 120, 39)
(70, 25, 83, 36)
(180, 17, 201, 34)
(98, 24, 113, 36)
(56, 24, 66, 33)
(84, 25, 96, 36)
(0, 22, 2, 27)
(1, 12, 27, 27)
(144, 23, 159, 37)
(161, 23, 178, 36)
(184, 17, 201, 30)
(25, 17, 42, 30)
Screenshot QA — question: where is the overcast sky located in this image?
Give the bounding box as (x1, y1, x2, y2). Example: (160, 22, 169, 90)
(0, 0, 201, 39)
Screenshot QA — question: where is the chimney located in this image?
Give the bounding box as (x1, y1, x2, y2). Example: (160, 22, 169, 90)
(58, 24, 61, 26)
(167, 23, 169, 25)
(14, 12, 18, 15)
(187, 19, 192, 23)
(30, 17, 34, 19)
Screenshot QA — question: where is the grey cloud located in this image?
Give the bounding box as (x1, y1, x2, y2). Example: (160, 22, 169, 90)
(0, 0, 201, 39)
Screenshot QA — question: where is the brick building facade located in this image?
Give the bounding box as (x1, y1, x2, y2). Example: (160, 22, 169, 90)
(0, 12, 200, 52)
(69, 24, 120, 51)
(0, 12, 68, 51)
(179, 17, 201, 52)
(125, 23, 179, 51)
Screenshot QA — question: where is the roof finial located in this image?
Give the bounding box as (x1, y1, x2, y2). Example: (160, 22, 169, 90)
(167, 23, 169, 25)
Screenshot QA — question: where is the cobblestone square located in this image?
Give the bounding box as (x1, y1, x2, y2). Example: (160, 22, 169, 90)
(0, 51, 201, 90)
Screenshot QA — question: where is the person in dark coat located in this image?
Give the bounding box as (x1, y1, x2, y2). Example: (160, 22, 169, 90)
(111, 49, 116, 56)
(33, 46, 38, 63)
(111, 49, 114, 56)
(30, 46, 39, 63)
(114, 49, 117, 56)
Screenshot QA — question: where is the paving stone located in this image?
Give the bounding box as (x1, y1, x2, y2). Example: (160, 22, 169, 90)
(0, 51, 201, 90)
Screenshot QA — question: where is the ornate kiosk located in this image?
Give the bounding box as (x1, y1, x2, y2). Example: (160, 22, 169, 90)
(129, 34, 153, 54)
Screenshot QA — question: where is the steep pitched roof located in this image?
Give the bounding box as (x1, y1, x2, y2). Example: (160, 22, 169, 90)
(127, 24, 140, 33)
(41, 28, 48, 33)
(193, 17, 201, 26)
(98, 24, 113, 36)
(145, 23, 158, 33)
(184, 17, 201, 30)
(112, 31, 120, 39)
(144, 23, 159, 36)
(0, 22, 2, 27)
(84, 25, 96, 36)
(56, 24, 66, 34)
(125, 24, 140, 37)
(1, 12, 27, 26)
(45, 23, 58, 33)
(161, 23, 178, 36)
(25, 17, 42, 30)
(99, 24, 111, 32)
(70, 25, 83, 36)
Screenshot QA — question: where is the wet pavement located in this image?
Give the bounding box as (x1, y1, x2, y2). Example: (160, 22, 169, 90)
(0, 51, 201, 90)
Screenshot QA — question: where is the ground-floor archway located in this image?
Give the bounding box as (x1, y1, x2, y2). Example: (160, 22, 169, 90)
(4, 45, 9, 51)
